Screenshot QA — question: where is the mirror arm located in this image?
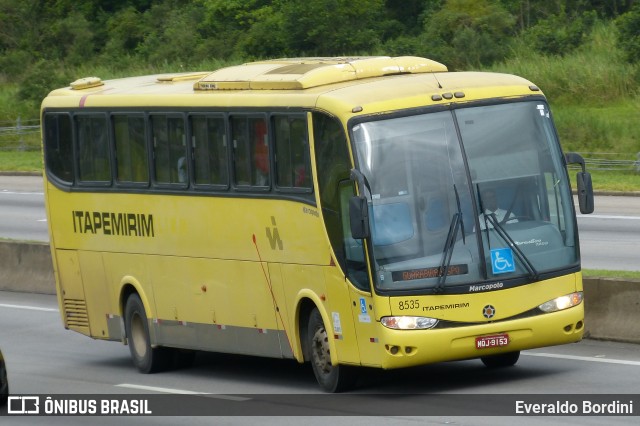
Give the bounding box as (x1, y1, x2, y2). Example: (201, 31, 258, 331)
(564, 152, 586, 173)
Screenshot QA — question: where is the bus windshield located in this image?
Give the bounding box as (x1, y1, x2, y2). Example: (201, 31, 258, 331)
(351, 100, 578, 293)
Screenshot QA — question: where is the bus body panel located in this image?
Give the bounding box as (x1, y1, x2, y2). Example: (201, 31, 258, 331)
(46, 183, 354, 361)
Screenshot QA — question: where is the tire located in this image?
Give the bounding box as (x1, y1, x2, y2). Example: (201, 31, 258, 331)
(124, 294, 171, 373)
(481, 351, 520, 369)
(307, 308, 357, 393)
(0, 354, 8, 407)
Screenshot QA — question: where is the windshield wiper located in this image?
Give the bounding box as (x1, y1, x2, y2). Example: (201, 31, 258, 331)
(484, 213, 539, 280)
(436, 186, 465, 291)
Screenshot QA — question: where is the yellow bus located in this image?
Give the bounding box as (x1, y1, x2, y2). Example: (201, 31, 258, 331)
(42, 56, 594, 392)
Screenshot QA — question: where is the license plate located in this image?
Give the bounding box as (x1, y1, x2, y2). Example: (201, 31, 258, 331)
(475, 333, 509, 349)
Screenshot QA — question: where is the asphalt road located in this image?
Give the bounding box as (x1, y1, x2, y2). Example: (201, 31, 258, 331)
(576, 195, 640, 271)
(1, 175, 639, 271)
(0, 290, 639, 425)
(0, 175, 48, 242)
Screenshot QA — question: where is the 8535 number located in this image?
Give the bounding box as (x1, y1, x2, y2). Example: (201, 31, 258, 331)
(398, 299, 419, 310)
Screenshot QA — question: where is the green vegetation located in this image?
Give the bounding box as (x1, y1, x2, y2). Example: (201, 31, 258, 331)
(2, 0, 640, 187)
(583, 269, 640, 280)
(569, 170, 640, 193)
(1, 2, 638, 279)
(0, 151, 42, 172)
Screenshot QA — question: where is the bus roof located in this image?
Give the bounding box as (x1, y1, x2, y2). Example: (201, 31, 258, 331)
(44, 57, 542, 114)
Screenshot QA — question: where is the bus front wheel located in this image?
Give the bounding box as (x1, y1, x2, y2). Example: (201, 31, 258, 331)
(307, 308, 356, 392)
(481, 351, 520, 368)
(124, 294, 171, 373)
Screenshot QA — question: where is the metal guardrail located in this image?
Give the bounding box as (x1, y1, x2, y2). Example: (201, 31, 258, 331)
(0, 118, 40, 135)
(0, 118, 41, 151)
(569, 152, 640, 172)
(0, 125, 40, 136)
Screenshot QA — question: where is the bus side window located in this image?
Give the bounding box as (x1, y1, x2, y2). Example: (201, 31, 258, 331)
(339, 181, 371, 290)
(273, 114, 311, 190)
(77, 114, 111, 183)
(114, 115, 148, 184)
(43, 113, 73, 184)
(231, 115, 269, 188)
(191, 115, 228, 187)
(313, 111, 370, 291)
(253, 119, 269, 185)
(151, 115, 187, 185)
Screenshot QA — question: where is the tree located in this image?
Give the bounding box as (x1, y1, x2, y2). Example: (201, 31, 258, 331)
(616, 3, 640, 63)
(46, 12, 96, 66)
(279, 0, 386, 56)
(199, 0, 274, 59)
(421, 0, 516, 69)
(133, 1, 208, 66)
(523, 9, 596, 56)
(102, 6, 145, 56)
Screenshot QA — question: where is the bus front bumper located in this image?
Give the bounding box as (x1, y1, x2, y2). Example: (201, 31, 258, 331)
(372, 305, 584, 369)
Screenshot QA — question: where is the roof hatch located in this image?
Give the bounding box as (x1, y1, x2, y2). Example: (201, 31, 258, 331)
(70, 77, 104, 90)
(194, 56, 447, 91)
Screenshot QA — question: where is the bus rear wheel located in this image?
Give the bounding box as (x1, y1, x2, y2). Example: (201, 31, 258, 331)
(481, 351, 520, 368)
(124, 294, 171, 373)
(307, 308, 356, 393)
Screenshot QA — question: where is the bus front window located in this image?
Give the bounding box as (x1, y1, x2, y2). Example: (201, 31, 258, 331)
(350, 100, 579, 293)
(352, 111, 481, 291)
(460, 101, 578, 282)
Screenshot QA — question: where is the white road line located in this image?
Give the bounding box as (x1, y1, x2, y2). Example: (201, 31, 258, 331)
(0, 190, 44, 195)
(577, 214, 640, 220)
(0, 303, 58, 312)
(116, 384, 250, 401)
(523, 352, 640, 366)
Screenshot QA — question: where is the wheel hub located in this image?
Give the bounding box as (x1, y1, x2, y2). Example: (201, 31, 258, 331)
(311, 326, 331, 373)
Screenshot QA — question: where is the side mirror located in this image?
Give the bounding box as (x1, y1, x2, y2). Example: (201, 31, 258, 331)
(349, 195, 370, 239)
(565, 152, 594, 215)
(576, 171, 594, 214)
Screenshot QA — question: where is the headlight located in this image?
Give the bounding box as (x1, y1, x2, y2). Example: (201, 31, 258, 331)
(538, 292, 583, 313)
(381, 316, 438, 330)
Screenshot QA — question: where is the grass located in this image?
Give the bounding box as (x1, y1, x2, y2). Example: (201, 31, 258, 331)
(569, 169, 640, 193)
(554, 100, 640, 155)
(583, 269, 640, 280)
(0, 150, 42, 172)
(491, 22, 640, 105)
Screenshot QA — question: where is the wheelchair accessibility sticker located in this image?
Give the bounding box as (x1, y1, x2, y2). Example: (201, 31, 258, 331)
(491, 248, 515, 274)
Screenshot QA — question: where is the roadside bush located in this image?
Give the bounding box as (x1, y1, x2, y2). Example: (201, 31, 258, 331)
(17, 61, 69, 116)
(616, 3, 640, 63)
(523, 11, 596, 56)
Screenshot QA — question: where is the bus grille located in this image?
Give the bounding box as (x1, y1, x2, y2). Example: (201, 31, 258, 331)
(63, 299, 89, 328)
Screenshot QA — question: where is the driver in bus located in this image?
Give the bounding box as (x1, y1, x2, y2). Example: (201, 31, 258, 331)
(478, 188, 517, 229)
